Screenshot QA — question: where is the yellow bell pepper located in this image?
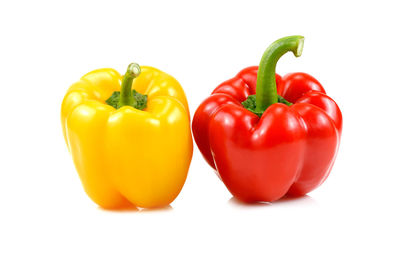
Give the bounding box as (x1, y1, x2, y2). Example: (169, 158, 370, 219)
(61, 63, 193, 209)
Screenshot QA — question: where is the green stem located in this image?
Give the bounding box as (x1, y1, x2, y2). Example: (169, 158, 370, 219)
(119, 63, 141, 108)
(255, 35, 304, 111)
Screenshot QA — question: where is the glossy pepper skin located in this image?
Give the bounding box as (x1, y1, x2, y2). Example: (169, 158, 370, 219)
(61, 63, 193, 209)
(193, 36, 342, 202)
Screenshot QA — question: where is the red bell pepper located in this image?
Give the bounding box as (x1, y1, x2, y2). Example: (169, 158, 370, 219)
(193, 36, 342, 202)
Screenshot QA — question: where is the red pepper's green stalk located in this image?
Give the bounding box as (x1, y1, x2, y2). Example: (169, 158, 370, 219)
(119, 63, 141, 108)
(255, 35, 304, 112)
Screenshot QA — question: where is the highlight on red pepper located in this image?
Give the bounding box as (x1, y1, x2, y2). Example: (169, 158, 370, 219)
(192, 35, 342, 202)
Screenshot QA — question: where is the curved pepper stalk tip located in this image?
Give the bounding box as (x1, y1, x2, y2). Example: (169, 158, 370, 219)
(295, 37, 304, 57)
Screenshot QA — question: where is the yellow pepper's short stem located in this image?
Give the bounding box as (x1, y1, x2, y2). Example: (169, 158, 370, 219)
(119, 63, 141, 108)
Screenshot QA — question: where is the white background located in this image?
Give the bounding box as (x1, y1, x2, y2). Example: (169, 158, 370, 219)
(1, 0, 399, 252)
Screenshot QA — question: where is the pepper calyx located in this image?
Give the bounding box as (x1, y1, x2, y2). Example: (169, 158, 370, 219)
(106, 89, 148, 110)
(242, 94, 293, 117)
